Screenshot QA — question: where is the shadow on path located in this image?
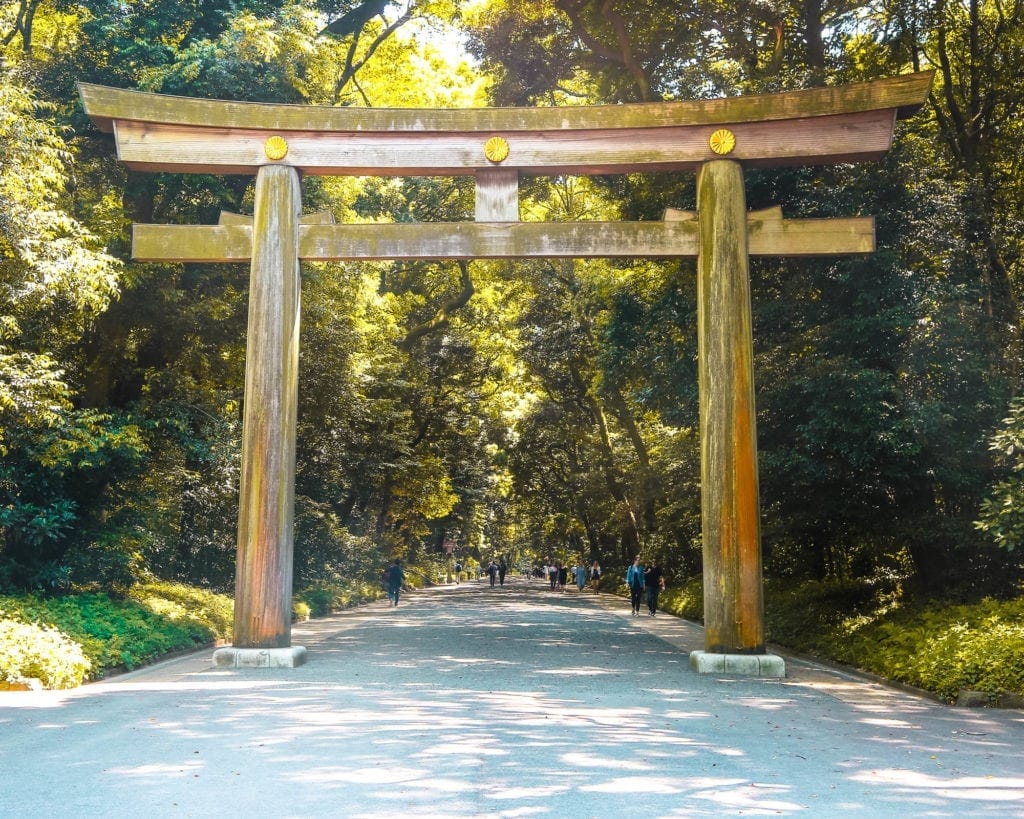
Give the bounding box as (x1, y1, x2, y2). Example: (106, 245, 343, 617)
(1, 578, 1022, 817)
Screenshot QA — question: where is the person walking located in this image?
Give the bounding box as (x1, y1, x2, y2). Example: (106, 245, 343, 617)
(487, 560, 499, 587)
(388, 559, 405, 606)
(626, 556, 645, 616)
(548, 563, 558, 591)
(454, 561, 462, 584)
(589, 560, 601, 592)
(498, 558, 507, 586)
(644, 559, 664, 616)
(575, 562, 586, 591)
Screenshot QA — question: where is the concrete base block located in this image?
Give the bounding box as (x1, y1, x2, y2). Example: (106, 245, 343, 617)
(212, 646, 308, 668)
(690, 650, 786, 678)
(956, 689, 990, 708)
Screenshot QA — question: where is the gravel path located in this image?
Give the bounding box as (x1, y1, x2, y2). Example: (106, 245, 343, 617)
(1, 577, 1022, 817)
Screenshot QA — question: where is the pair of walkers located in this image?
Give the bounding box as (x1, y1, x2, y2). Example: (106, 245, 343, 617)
(486, 559, 508, 587)
(626, 556, 664, 616)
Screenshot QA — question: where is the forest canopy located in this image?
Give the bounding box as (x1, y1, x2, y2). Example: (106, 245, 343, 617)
(2, 0, 1023, 602)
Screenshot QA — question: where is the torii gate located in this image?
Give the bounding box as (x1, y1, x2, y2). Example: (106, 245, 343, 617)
(80, 72, 931, 673)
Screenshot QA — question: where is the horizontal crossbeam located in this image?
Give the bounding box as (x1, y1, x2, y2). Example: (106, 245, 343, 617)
(79, 73, 933, 175)
(109, 110, 898, 176)
(133, 210, 874, 261)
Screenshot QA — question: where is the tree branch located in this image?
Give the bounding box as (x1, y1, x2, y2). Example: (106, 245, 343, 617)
(398, 261, 475, 351)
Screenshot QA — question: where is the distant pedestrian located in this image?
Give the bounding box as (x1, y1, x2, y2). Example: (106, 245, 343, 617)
(388, 559, 405, 606)
(575, 563, 586, 591)
(590, 561, 602, 592)
(454, 561, 462, 584)
(498, 559, 507, 586)
(557, 564, 568, 591)
(548, 563, 558, 591)
(644, 559, 664, 616)
(626, 556, 645, 616)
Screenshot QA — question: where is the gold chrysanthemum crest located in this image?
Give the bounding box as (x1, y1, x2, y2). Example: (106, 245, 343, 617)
(708, 129, 736, 155)
(483, 136, 510, 163)
(264, 135, 289, 160)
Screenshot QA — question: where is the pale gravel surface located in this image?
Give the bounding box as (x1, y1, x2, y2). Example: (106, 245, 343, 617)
(1, 576, 1022, 818)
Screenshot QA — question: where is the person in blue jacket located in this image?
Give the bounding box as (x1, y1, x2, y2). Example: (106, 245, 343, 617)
(626, 556, 645, 616)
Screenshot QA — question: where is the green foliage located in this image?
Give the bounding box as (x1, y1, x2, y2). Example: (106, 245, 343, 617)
(1, 410, 150, 591)
(0, 618, 91, 689)
(654, 577, 1024, 701)
(759, 580, 1024, 702)
(0, 74, 121, 318)
(294, 580, 383, 617)
(126, 580, 234, 641)
(763, 578, 899, 654)
(820, 597, 1024, 702)
(658, 575, 703, 621)
(292, 599, 311, 621)
(0, 582, 232, 680)
(2, 0, 1024, 615)
(977, 398, 1024, 551)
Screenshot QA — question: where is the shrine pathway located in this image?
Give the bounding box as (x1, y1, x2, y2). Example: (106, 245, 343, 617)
(1, 577, 1022, 818)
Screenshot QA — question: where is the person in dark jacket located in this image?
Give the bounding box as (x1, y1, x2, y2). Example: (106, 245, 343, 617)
(644, 559, 664, 617)
(388, 559, 405, 606)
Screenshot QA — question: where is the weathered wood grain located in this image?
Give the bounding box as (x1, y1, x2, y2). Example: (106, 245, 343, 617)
(107, 109, 898, 174)
(132, 216, 872, 261)
(80, 72, 932, 133)
(233, 165, 301, 650)
(697, 159, 766, 654)
(476, 169, 519, 221)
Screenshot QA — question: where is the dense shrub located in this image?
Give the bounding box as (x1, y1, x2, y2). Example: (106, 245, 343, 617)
(0, 581, 233, 680)
(660, 575, 703, 620)
(658, 576, 1024, 701)
(763, 577, 898, 655)
(827, 597, 1024, 702)
(0, 618, 91, 689)
(294, 580, 383, 617)
(127, 581, 233, 641)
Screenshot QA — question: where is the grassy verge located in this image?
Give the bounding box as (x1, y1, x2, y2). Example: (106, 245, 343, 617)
(0, 578, 387, 689)
(0, 581, 233, 688)
(655, 576, 1024, 705)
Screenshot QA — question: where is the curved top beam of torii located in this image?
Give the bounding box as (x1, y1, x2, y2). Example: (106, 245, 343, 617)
(78, 73, 933, 262)
(79, 72, 932, 177)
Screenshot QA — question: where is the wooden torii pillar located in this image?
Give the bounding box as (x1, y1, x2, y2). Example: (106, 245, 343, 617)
(80, 72, 931, 672)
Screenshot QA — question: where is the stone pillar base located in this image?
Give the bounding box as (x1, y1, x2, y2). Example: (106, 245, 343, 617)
(212, 646, 307, 668)
(690, 650, 785, 678)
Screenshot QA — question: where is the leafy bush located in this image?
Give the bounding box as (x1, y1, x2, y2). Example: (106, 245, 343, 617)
(0, 581, 233, 681)
(828, 597, 1024, 702)
(659, 576, 1024, 701)
(127, 581, 233, 641)
(0, 618, 91, 689)
(660, 575, 703, 620)
(294, 580, 383, 617)
(763, 577, 895, 655)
